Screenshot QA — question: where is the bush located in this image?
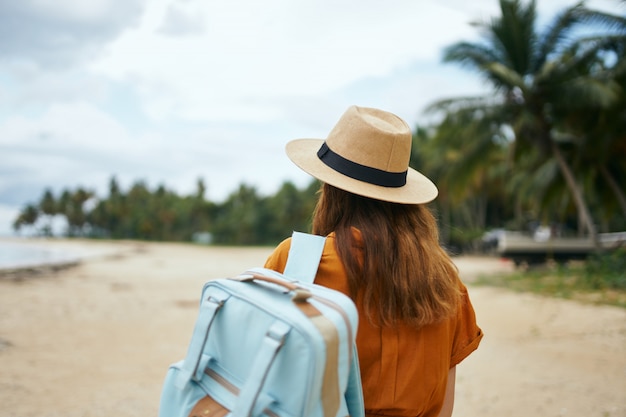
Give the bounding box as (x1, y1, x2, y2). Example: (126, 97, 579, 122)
(584, 247, 626, 290)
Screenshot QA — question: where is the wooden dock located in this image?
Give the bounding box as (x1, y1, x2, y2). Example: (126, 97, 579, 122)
(496, 231, 626, 266)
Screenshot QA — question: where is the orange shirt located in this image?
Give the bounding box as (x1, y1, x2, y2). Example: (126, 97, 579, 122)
(264, 233, 483, 417)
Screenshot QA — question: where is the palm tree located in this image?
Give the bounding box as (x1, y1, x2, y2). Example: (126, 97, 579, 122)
(440, 0, 623, 246)
(413, 109, 511, 250)
(559, 9, 626, 223)
(38, 188, 56, 236)
(12, 204, 39, 234)
(71, 188, 94, 236)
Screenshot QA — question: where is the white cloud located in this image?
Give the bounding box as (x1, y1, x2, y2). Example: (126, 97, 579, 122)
(88, 0, 485, 125)
(0, 0, 145, 68)
(0, 67, 108, 113)
(0, 103, 138, 204)
(0, 99, 306, 207)
(158, 1, 207, 36)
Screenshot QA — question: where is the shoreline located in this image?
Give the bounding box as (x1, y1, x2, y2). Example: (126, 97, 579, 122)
(0, 236, 513, 274)
(0, 236, 144, 271)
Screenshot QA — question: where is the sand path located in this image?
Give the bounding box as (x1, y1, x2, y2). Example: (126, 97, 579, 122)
(0, 240, 624, 417)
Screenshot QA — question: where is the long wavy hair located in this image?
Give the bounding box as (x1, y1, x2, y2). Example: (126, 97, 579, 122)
(312, 183, 461, 327)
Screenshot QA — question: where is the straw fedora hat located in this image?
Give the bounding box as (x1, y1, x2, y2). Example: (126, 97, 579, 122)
(285, 105, 438, 204)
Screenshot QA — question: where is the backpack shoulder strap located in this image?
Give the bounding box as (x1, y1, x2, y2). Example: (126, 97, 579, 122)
(284, 231, 365, 417)
(283, 231, 326, 284)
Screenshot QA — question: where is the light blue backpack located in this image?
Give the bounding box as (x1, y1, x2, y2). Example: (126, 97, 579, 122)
(159, 232, 365, 417)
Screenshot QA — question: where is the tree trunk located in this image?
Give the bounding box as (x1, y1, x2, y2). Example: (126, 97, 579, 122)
(600, 164, 626, 218)
(550, 142, 600, 249)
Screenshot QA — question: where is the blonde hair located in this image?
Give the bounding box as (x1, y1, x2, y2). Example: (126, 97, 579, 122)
(312, 183, 461, 327)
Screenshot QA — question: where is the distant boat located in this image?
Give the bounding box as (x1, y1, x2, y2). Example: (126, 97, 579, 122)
(496, 231, 626, 266)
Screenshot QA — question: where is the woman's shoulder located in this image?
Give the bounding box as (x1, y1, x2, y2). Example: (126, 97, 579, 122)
(264, 236, 292, 272)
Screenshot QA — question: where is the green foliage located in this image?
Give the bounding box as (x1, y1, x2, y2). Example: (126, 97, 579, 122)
(14, 176, 320, 246)
(211, 184, 266, 245)
(437, 0, 626, 242)
(210, 181, 318, 245)
(12, 204, 38, 232)
(475, 257, 626, 309)
(584, 247, 626, 290)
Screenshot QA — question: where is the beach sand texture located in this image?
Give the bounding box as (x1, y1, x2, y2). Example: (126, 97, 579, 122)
(0, 239, 624, 417)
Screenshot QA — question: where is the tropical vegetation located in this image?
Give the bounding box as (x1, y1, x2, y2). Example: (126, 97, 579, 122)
(427, 0, 626, 250)
(13, 177, 318, 245)
(474, 246, 626, 307)
(13, 0, 626, 253)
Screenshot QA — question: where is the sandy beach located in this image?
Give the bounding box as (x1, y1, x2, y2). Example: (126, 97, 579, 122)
(0, 238, 624, 417)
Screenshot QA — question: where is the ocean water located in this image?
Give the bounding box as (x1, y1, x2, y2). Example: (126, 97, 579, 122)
(0, 241, 82, 269)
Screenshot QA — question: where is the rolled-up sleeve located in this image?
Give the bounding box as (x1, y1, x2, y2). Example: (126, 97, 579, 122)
(450, 284, 483, 366)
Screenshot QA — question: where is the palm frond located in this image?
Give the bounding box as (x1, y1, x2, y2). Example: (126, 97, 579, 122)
(489, 0, 538, 73)
(484, 61, 527, 89)
(571, 6, 626, 33)
(443, 42, 500, 69)
(424, 95, 499, 114)
(535, 2, 587, 69)
(557, 78, 620, 109)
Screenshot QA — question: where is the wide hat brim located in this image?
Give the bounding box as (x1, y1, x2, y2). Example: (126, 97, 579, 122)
(286, 138, 438, 205)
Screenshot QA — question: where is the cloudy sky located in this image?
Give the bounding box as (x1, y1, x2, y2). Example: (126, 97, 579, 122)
(0, 0, 619, 235)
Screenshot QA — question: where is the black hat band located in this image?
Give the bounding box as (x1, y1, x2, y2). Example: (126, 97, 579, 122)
(317, 142, 407, 188)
